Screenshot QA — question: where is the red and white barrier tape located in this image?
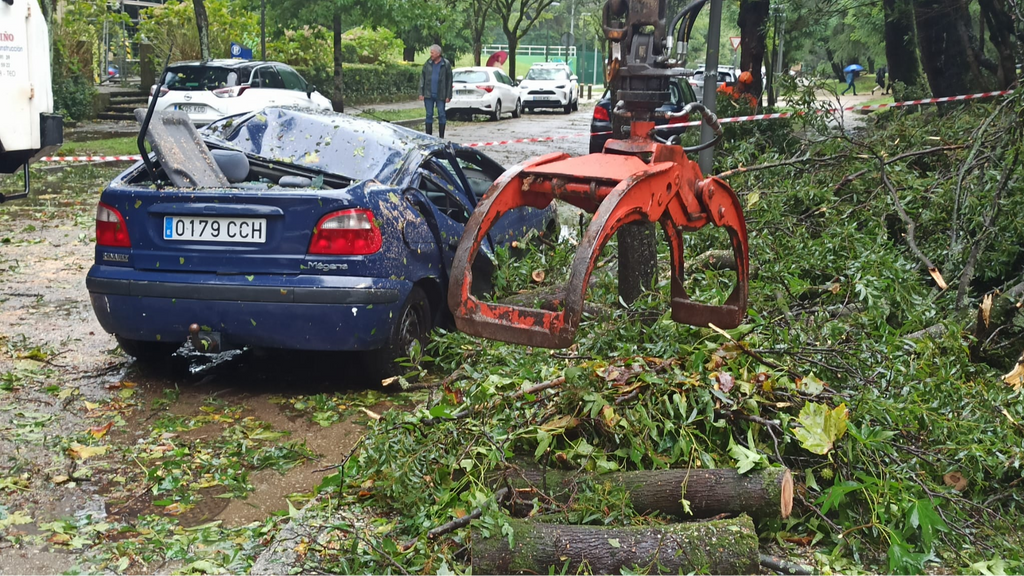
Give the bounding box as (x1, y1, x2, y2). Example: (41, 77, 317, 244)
(40, 155, 142, 163)
(37, 90, 1014, 162)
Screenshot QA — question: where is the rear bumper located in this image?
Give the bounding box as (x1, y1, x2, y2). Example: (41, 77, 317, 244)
(448, 96, 497, 114)
(86, 266, 408, 351)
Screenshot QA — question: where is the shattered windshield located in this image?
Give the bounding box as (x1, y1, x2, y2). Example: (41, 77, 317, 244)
(203, 108, 432, 183)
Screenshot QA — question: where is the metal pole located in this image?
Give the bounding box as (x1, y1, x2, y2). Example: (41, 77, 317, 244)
(698, 0, 723, 174)
(261, 0, 266, 60)
(776, 10, 785, 76)
(593, 39, 598, 84)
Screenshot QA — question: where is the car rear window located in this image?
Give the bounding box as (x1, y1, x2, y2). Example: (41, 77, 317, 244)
(164, 66, 241, 91)
(454, 71, 490, 83)
(525, 68, 569, 81)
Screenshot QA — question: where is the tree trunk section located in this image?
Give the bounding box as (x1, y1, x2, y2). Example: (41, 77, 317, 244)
(332, 12, 345, 113)
(192, 0, 211, 63)
(472, 515, 759, 575)
(738, 0, 769, 97)
(506, 33, 519, 80)
(617, 223, 658, 305)
(882, 0, 922, 96)
(913, 0, 986, 97)
(502, 465, 793, 521)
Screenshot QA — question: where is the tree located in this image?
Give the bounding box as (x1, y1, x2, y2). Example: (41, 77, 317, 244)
(461, 0, 494, 66)
(492, 0, 560, 78)
(737, 0, 769, 98)
(913, 0, 987, 97)
(192, 0, 212, 62)
(977, 0, 1019, 89)
(882, 0, 922, 95)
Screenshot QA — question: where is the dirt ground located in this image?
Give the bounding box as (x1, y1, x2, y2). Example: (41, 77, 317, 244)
(0, 107, 594, 574)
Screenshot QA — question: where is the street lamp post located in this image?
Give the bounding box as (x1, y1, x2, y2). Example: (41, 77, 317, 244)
(260, 0, 266, 60)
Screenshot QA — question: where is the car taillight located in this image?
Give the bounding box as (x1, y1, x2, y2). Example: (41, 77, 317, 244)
(96, 203, 131, 247)
(149, 84, 169, 97)
(308, 209, 382, 255)
(213, 86, 248, 98)
(593, 105, 610, 122)
(668, 114, 690, 125)
(476, 85, 494, 93)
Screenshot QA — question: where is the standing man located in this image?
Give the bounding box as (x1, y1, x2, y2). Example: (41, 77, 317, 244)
(419, 45, 453, 138)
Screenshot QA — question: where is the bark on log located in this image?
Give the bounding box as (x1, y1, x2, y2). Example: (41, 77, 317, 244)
(472, 515, 759, 575)
(502, 465, 792, 521)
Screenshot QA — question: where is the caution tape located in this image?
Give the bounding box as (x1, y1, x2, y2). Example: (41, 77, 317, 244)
(40, 155, 143, 163)
(37, 90, 1014, 163)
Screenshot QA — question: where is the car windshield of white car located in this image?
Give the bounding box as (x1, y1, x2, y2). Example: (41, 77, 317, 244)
(454, 71, 489, 83)
(207, 108, 420, 183)
(164, 66, 239, 91)
(525, 68, 568, 81)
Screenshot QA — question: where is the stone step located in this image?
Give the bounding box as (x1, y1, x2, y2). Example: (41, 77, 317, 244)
(110, 96, 148, 105)
(97, 112, 136, 122)
(109, 104, 145, 114)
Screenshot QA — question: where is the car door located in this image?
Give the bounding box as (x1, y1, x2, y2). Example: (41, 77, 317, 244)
(496, 71, 517, 105)
(452, 147, 548, 245)
(252, 65, 288, 106)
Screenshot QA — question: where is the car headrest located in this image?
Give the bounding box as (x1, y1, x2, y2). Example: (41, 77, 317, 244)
(210, 149, 250, 183)
(278, 175, 314, 188)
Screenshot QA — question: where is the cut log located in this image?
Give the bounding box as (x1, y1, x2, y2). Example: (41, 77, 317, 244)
(472, 515, 758, 575)
(501, 465, 793, 521)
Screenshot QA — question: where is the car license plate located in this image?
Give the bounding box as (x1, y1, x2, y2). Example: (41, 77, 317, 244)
(163, 216, 266, 243)
(457, 90, 474, 96)
(175, 104, 207, 114)
(532, 96, 552, 101)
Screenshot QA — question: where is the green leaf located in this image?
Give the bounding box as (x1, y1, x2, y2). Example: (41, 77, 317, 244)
(907, 498, 948, 550)
(727, 429, 766, 474)
(608, 538, 621, 548)
(792, 402, 849, 455)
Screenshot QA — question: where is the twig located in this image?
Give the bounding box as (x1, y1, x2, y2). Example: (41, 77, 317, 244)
(707, 324, 802, 380)
(956, 149, 1020, 308)
(795, 491, 842, 534)
(718, 152, 851, 179)
(402, 488, 510, 551)
(358, 534, 410, 575)
(314, 434, 366, 473)
(511, 376, 566, 399)
(108, 482, 157, 516)
(877, 151, 938, 275)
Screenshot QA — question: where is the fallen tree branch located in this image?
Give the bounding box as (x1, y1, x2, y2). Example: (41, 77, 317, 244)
(877, 153, 941, 281)
(832, 145, 967, 194)
(760, 553, 815, 575)
(718, 152, 851, 179)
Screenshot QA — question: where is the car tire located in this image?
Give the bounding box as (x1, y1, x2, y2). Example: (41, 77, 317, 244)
(572, 98, 579, 112)
(491, 100, 502, 121)
(365, 286, 432, 380)
(116, 335, 178, 364)
(512, 99, 522, 118)
(563, 100, 572, 114)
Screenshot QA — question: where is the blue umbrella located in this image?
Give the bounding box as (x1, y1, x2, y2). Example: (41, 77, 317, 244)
(844, 64, 864, 73)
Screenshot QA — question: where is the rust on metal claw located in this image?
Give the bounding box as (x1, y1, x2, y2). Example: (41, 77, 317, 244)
(448, 121, 749, 348)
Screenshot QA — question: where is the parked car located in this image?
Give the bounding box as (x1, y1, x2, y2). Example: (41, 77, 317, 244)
(149, 60, 332, 125)
(589, 77, 698, 153)
(518, 63, 579, 113)
(688, 65, 738, 102)
(448, 66, 522, 121)
(86, 106, 557, 376)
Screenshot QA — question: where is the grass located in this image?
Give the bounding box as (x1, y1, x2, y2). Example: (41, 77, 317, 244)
(57, 136, 143, 157)
(356, 107, 425, 122)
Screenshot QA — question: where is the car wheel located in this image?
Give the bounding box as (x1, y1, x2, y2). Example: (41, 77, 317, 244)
(563, 100, 572, 114)
(491, 100, 502, 121)
(512, 99, 522, 118)
(572, 98, 579, 112)
(365, 286, 432, 380)
(116, 335, 179, 364)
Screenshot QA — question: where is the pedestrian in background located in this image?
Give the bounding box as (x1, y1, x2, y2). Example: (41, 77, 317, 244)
(872, 65, 888, 95)
(419, 45, 453, 138)
(841, 68, 858, 96)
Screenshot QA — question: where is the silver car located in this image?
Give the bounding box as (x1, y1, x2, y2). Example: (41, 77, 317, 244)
(688, 65, 738, 102)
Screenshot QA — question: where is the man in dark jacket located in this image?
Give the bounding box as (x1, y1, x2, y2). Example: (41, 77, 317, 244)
(419, 45, 454, 138)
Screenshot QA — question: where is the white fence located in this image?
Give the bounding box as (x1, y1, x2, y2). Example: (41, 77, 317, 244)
(483, 44, 577, 58)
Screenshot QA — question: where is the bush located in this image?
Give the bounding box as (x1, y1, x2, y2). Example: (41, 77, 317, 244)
(295, 63, 420, 106)
(341, 26, 404, 64)
(52, 75, 97, 122)
(267, 26, 332, 71)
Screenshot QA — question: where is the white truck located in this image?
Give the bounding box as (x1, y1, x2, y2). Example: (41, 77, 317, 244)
(0, 0, 63, 202)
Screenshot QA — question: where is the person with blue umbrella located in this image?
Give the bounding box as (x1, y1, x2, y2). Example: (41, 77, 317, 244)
(842, 63, 864, 95)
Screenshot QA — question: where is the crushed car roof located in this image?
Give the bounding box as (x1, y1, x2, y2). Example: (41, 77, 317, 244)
(202, 107, 438, 184)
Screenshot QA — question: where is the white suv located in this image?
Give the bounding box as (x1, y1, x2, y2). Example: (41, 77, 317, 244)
(518, 63, 579, 114)
(149, 60, 333, 125)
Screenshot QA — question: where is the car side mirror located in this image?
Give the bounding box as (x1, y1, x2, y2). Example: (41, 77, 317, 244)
(516, 76, 524, 82)
(570, 75, 578, 82)
(307, 84, 315, 98)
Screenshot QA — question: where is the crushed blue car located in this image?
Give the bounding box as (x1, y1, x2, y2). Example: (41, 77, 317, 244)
(86, 106, 557, 376)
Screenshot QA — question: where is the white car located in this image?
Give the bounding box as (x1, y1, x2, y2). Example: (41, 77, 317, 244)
(448, 66, 522, 121)
(689, 65, 738, 102)
(149, 60, 333, 125)
(518, 63, 579, 114)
